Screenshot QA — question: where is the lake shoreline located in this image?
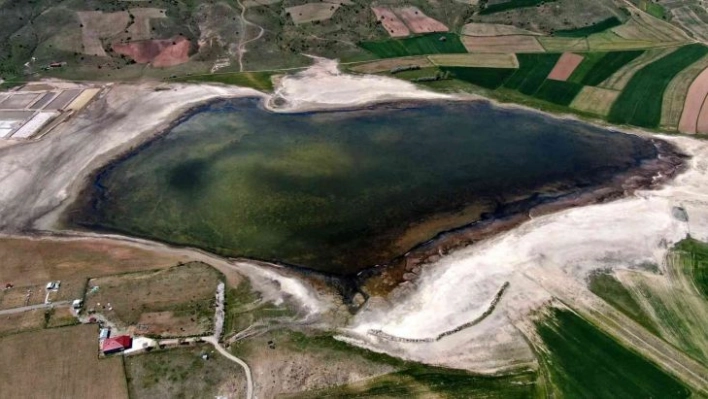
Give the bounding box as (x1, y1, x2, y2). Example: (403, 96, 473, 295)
(357, 138, 687, 297)
(59, 95, 688, 302)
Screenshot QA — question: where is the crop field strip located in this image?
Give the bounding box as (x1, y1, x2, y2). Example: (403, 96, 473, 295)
(612, 10, 690, 43)
(570, 86, 621, 116)
(600, 47, 678, 90)
(504, 53, 561, 96)
(670, 6, 708, 43)
(553, 16, 622, 38)
(479, 0, 556, 15)
(535, 308, 692, 398)
(359, 33, 467, 58)
(537, 37, 589, 53)
(460, 22, 541, 37)
(460, 35, 546, 53)
(569, 50, 644, 86)
(663, 55, 708, 131)
(608, 43, 708, 128)
(348, 56, 433, 73)
(428, 53, 519, 68)
(440, 67, 517, 90)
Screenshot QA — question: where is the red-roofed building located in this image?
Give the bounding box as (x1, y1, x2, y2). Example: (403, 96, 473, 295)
(101, 335, 133, 354)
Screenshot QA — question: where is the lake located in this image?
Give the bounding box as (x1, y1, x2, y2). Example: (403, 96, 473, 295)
(70, 98, 656, 275)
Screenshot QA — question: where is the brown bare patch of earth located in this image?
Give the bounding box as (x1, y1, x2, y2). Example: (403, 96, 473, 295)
(461, 22, 541, 37)
(0, 324, 128, 399)
(137, 311, 206, 337)
(349, 56, 432, 73)
(0, 309, 46, 337)
(112, 36, 190, 67)
(461, 35, 545, 53)
(394, 6, 448, 34)
(286, 3, 341, 25)
(127, 8, 167, 41)
(0, 236, 187, 287)
(570, 86, 621, 116)
(85, 262, 219, 335)
(229, 331, 396, 398)
(679, 66, 708, 134)
(547, 52, 584, 81)
(45, 306, 79, 329)
(371, 6, 410, 37)
(77, 11, 130, 56)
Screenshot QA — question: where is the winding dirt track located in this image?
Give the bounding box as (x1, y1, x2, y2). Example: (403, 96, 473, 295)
(236, 0, 265, 72)
(204, 336, 254, 399)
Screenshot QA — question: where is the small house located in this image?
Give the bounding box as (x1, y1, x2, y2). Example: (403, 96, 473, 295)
(101, 335, 132, 354)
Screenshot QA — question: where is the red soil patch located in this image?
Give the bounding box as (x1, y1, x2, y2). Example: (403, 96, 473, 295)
(547, 52, 584, 82)
(112, 36, 190, 68)
(372, 7, 410, 38)
(394, 6, 448, 34)
(679, 66, 708, 134)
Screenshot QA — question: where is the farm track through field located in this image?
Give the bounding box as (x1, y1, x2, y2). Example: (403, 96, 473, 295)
(236, 0, 265, 72)
(0, 301, 69, 315)
(204, 336, 254, 399)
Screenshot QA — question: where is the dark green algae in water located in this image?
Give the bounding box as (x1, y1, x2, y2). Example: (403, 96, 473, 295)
(71, 98, 656, 275)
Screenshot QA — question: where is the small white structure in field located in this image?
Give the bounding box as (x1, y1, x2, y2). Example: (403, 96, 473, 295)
(72, 299, 83, 309)
(46, 281, 60, 290)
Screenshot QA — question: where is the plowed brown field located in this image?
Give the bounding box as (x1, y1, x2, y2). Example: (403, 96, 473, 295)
(372, 7, 409, 37)
(547, 52, 584, 81)
(678, 66, 708, 134)
(394, 6, 448, 34)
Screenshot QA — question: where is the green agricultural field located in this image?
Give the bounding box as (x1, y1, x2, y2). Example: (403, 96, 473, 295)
(536, 308, 691, 398)
(553, 17, 622, 37)
(359, 34, 467, 59)
(608, 43, 708, 128)
(674, 238, 708, 300)
(533, 80, 583, 105)
(504, 53, 561, 95)
(569, 51, 644, 86)
(440, 67, 516, 90)
(639, 0, 666, 19)
(587, 271, 659, 334)
(174, 71, 276, 92)
(479, 0, 555, 15)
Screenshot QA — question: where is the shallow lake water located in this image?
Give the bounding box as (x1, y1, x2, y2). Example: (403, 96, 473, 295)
(71, 98, 656, 275)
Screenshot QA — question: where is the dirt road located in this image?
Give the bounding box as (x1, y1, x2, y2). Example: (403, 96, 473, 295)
(0, 301, 69, 316)
(204, 336, 254, 399)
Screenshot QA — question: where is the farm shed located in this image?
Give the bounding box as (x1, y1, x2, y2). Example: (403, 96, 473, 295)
(101, 335, 132, 354)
